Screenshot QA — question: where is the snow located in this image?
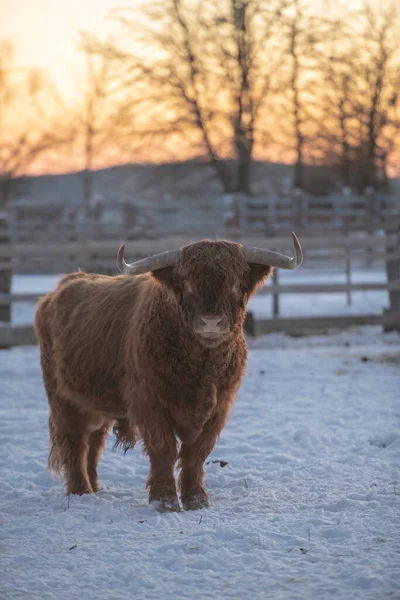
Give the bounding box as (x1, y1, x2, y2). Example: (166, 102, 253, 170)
(12, 274, 61, 327)
(1, 328, 400, 599)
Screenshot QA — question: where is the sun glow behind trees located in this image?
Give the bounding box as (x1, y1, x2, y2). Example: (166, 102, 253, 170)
(0, 0, 399, 196)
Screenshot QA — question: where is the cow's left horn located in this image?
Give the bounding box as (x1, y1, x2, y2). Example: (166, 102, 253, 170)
(117, 244, 180, 275)
(242, 232, 303, 270)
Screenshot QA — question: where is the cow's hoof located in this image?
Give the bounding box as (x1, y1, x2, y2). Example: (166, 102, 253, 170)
(67, 485, 93, 496)
(152, 497, 182, 513)
(182, 492, 210, 511)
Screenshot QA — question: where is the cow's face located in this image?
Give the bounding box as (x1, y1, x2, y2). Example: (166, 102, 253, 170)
(153, 241, 272, 347)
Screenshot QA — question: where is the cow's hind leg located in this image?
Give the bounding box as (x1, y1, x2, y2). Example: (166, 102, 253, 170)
(142, 411, 179, 512)
(49, 402, 93, 495)
(36, 299, 92, 495)
(87, 422, 112, 493)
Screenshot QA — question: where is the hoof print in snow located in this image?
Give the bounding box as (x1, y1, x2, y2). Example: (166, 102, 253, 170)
(182, 494, 210, 511)
(288, 547, 310, 555)
(368, 433, 397, 449)
(152, 498, 181, 513)
(206, 459, 228, 468)
(361, 355, 371, 362)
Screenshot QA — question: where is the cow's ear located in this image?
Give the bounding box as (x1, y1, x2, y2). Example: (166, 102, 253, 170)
(245, 264, 273, 298)
(152, 267, 176, 290)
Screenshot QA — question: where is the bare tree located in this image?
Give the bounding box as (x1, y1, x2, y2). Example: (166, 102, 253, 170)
(272, 0, 328, 190)
(287, 0, 304, 189)
(317, 16, 360, 188)
(0, 41, 67, 331)
(317, 1, 400, 192)
(69, 37, 126, 211)
(5, 0, 393, 202)
(89, 0, 289, 196)
(362, 1, 400, 189)
(0, 41, 67, 209)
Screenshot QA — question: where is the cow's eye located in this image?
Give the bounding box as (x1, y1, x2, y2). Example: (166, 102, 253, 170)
(183, 281, 193, 293)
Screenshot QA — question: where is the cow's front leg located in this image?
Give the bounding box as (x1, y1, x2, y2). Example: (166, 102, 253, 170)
(142, 411, 180, 512)
(178, 406, 228, 510)
(175, 383, 218, 445)
(193, 383, 217, 432)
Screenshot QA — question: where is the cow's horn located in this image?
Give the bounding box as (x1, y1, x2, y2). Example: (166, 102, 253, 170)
(117, 244, 180, 275)
(241, 232, 303, 270)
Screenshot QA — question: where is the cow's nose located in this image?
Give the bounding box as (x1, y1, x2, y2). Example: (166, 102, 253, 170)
(200, 315, 223, 332)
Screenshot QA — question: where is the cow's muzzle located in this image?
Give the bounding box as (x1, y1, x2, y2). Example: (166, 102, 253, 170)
(194, 314, 229, 338)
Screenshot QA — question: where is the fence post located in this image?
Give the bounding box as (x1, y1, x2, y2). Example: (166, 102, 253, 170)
(384, 218, 400, 333)
(345, 247, 352, 306)
(344, 218, 352, 306)
(267, 196, 277, 235)
(365, 187, 378, 230)
(272, 268, 280, 318)
(365, 187, 377, 264)
(293, 188, 304, 229)
(0, 212, 11, 349)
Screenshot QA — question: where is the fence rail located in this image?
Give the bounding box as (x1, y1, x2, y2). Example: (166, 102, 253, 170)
(2, 235, 400, 282)
(226, 192, 399, 233)
(2, 306, 400, 348)
(2, 232, 400, 256)
(2, 279, 400, 308)
(2, 274, 399, 347)
(244, 310, 400, 336)
(1, 221, 399, 346)
(10, 190, 400, 239)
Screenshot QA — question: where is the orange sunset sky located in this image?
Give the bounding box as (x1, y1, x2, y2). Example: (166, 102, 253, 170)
(1, 0, 397, 176)
(0, 0, 368, 98)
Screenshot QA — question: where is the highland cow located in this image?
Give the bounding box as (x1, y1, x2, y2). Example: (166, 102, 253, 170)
(34, 234, 302, 511)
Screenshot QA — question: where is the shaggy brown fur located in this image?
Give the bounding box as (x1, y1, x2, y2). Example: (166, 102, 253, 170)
(34, 240, 272, 511)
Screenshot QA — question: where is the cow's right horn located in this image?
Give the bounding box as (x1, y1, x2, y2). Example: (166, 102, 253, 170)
(242, 232, 303, 270)
(117, 245, 180, 275)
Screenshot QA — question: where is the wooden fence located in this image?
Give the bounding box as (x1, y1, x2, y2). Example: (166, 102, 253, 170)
(1, 280, 399, 347)
(10, 191, 400, 243)
(244, 309, 400, 336)
(0, 213, 11, 327)
(228, 191, 399, 234)
(2, 230, 400, 273)
(1, 225, 399, 347)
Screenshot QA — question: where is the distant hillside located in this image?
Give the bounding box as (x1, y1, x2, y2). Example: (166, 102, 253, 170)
(13, 159, 399, 207)
(14, 160, 295, 207)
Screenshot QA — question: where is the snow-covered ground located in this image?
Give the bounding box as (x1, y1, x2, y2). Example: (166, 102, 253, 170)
(11, 267, 390, 325)
(1, 328, 400, 600)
